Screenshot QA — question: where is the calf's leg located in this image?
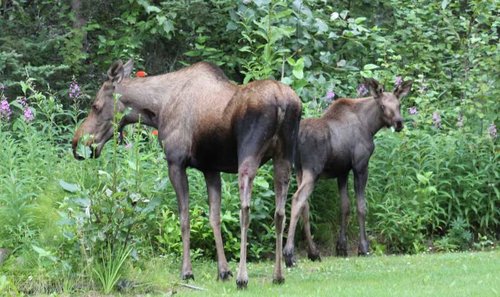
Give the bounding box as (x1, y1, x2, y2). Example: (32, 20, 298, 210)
(283, 170, 315, 267)
(301, 202, 320, 261)
(353, 169, 369, 255)
(336, 174, 350, 257)
(168, 163, 193, 280)
(204, 171, 232, 280)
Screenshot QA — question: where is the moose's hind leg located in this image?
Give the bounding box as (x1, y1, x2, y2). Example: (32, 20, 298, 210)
(272, 158, 292, 283)
(236, 157, 259, 289)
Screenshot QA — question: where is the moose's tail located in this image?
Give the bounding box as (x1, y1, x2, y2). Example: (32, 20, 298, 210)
(278, 91, 302, 171)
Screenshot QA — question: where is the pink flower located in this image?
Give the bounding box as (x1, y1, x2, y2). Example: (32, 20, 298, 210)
(357, 84, 368, 96)
(488, 123, 497, 139)
(432, 112, 441, 128)
(23, 107, 34, 122)
(324, 90, 335, 103)
(395, 76, 403, 87)
(69, 80, 81, 99)
(0, 98, 11, 121)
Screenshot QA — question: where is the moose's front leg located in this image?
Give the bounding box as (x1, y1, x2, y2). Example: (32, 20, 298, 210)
(353, 169, 369, 256)
(236, 158, 258, 289)
(203, 171, 232, 281)
(168, 163, 194, 280)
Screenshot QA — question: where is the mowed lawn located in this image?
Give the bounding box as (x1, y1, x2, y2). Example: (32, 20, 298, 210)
(143, 250, 500, 297)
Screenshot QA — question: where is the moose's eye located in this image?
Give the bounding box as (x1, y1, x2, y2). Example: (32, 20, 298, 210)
(92, 103, 100, 112)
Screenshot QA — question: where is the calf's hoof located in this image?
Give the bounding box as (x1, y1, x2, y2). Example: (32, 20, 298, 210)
(336, 248, 348, 257)
(273, 277, 285, 285)
(283, 247, 296, 268)
(236, 278, 248, 290)
(218, 270, 233, 281)
(181, 272, 194, 281)
(307, 251, 321, 262)
(336, 240, 348, 257)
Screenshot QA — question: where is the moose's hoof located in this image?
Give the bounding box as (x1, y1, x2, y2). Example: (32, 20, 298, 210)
(272, 277, 285, 285)
(284, 254, 296, 268)
(181, 272, 195, 281)
(358, 250, 370, 256)
(236, 278, 248, 290)
(307, 251, 321, 262)
(358, 242, 370, 256)
(218, 270, 233, 281)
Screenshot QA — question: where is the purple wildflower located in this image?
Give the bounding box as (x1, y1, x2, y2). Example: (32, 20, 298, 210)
(326, 90, 335, 99)
(456, 114, 464, 128)
(23, 107, 34, 122)
(408, 106, 418, 115)
(394, 76, 403, 87)
(488, 123, 497, 139)
(69, 80, 81, 99)
(432, 112, 441, 128)
(357, 84, 369, 96)
(0, 99, 12, 121)
(324, 90, 335, 103)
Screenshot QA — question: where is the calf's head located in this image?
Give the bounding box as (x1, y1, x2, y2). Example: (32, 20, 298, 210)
(365, 78, 412, 132)
(72, 59, 134, 159)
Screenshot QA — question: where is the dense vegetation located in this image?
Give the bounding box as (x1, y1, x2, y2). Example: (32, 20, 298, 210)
(0, 0, 498, 294)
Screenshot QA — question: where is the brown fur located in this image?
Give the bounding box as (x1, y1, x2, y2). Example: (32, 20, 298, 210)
(72, 60, 301, 288)
(283, 79, 412, 266)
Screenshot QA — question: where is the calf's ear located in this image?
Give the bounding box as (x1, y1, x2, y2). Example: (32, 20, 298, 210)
(365, 78, 384, 98)
(107, 59, 134, 84)
(394, 80, 413, 99)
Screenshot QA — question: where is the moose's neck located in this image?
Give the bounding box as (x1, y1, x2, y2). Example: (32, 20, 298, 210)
(115, 78, 166, 128)
(357, 97, 387, 136)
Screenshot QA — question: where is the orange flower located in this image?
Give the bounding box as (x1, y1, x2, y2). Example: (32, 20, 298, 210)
(152, 130, 158, 136)
(136, 70, 147, 77)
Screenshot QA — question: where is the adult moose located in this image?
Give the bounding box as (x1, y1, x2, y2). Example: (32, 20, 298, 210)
(72, 59, 302, 288)
(283, 79, 412, 266)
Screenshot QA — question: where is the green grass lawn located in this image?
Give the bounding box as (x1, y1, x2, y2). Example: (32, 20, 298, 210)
(126, 250, 499, 297)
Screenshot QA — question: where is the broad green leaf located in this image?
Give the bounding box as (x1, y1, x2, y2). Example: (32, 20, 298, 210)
(59, 180, 80, 193)
(363, 64, 379, 70)
(441, 0, 450, 10)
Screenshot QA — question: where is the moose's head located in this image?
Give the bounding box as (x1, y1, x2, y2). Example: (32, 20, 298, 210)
(72, 59, 134, 159)
(365, 78, 412, 132)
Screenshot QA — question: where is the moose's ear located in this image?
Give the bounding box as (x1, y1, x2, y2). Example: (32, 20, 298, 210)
(394, 80, 413, 99)
(107, 59, 133, 84)
(123, 59, 134, 79)
(365, 78, 384, 98)
(107, 60, 124, 83)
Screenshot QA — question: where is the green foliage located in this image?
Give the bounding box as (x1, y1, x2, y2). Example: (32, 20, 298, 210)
(93, 245, 132, 294)
(367, 127, 498, 254)
(0, 0, 498, 294)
